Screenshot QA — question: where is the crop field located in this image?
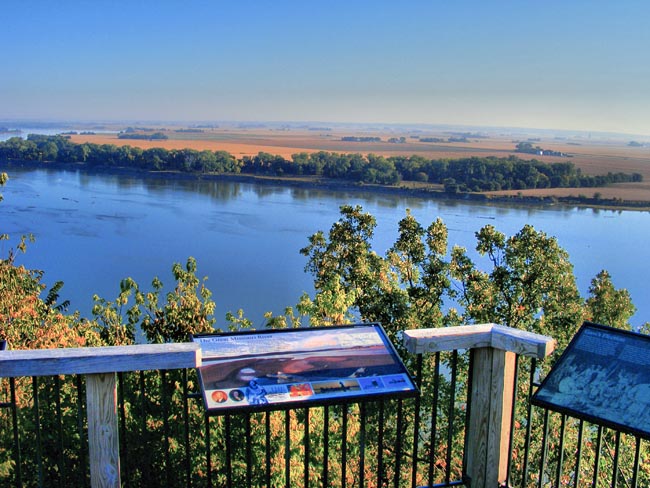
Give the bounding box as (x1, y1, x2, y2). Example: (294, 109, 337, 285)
(69, 127, 650, 203)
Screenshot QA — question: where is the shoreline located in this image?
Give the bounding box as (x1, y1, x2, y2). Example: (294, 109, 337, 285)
(3, 159, 650, 212)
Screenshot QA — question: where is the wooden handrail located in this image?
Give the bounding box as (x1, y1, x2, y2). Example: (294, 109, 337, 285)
(0, 342, 202, 377)
(403, 322, 556, 358)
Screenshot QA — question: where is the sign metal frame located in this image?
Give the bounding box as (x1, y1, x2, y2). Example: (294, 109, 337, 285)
(192, 323, 418, 415)
(532, 321, 650, 439)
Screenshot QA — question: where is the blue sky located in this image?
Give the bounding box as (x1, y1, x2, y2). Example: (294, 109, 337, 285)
(2, 0, 648, 135)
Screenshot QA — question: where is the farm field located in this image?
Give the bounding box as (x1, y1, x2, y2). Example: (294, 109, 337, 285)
(68, 126, 650, 203)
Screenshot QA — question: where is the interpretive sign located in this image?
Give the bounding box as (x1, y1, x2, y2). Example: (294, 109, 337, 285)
(532, 321, 650, 439)
(192, 323, 417, 414)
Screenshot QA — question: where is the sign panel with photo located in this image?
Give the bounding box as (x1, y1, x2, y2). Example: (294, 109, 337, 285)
(532, 322, 650, 439)
(192, 323, 417, 414)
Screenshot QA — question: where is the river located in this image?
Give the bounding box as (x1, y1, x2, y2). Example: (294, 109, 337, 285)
(2, 166, 648, 329)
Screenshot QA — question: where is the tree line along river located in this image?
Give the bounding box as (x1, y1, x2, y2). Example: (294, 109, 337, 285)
(2, 165, 649, 329)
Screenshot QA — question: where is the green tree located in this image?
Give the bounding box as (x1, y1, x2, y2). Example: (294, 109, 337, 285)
(215, 150, 240, 173)
(450, 224, 583, 350)
(584, 269, 636, 330)
(90, 257, 216, 344)
(140, 257, 216, 343)
(300, 205, 393, 331)
(301, 206, 587, 349)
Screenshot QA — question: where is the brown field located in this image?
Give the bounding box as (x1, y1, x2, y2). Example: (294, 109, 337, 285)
(69, 127, 650, 203)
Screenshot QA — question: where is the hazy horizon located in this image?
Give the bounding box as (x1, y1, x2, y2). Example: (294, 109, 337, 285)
(2, 117, 647, 141)
(2, 1, 649, 136)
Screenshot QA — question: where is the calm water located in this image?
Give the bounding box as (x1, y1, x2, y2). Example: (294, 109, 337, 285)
(2, 166, 649, 328)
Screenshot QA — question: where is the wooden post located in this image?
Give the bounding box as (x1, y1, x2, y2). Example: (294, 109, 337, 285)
(466, 348, 515, 487)
(86, 373, 120, 488)
(403, 323, 555, 488)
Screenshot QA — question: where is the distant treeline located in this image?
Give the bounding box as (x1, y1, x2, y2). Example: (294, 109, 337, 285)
(341, 136, 381, 142)
(515, 142, 568, 157)
(117, 132, 169, 141)
(0, 134, 642, 192)
(417, 136, 469, 143)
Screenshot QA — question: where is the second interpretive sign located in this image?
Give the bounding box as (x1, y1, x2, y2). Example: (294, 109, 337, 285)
(193, 323, 417, 414)
(532, 321, 650, 439)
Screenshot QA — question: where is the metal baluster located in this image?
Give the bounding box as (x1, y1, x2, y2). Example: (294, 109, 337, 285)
(75, 375, 87, 487)
(10, 377, 23, 488)
(377, 400, 385, 488)
(359, 402, 366, 488)
(206, 415, 212, 488)
(323, 405, 329, 488)
(573, 420, 584, 488)
(225, 414, 232, 488)
(445, 351, 458, 486)
(182, 369, 192, 487)
(612, 431, 621, 488)
(342, 404, 348, 488)
(33, 376, 44, 487)
(631, 436, 641, 488)
(304, 408, 310, 488)
(54, 375, 65, 488)
(394, 399, 404, 488)
(139, 371, 150, 483)
(246, 413, 252, 488)
(411, 354, 423, 488)
(285, 410, 291, 488)
(265, 412, 271, 488)
(117, 372, 129, 488)
(428, 352, 441, 487)
(161, 370, 171, 485)
(463, 348, 474, 482)
(522, 358, 537, 485)
(537, 409, 550, 488)
(555, 414, 567, 488)
(593, 426, 603, 487)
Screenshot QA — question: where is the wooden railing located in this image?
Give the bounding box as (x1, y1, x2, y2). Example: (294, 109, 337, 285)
(1, 325, 555, 488)
(0, 343, 201, 488)
(403, 323, 555, 488)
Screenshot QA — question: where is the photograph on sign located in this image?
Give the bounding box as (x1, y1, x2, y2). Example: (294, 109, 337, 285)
(192, 324, 417, 413)
(532, 322, 650, 439)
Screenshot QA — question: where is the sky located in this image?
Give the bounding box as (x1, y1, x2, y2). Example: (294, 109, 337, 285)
(2, 0, 649, 135)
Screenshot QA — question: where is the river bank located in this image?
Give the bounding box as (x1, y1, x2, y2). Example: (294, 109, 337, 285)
(2, 159, 649, 212)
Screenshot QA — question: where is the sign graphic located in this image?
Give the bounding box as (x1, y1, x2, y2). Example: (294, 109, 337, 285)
(192, 324, 417, 414)
(532, 322, 650, 439)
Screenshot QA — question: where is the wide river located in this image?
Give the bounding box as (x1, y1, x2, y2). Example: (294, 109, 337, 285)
(2, 166, 649, 329)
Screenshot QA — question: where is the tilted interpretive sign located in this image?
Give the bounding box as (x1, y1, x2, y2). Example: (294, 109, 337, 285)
(192, 323, 417, 414)
(532, 321, 650, 439)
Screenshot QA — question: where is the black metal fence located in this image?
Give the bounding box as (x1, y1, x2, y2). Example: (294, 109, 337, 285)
(1, 349, 648, 487)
